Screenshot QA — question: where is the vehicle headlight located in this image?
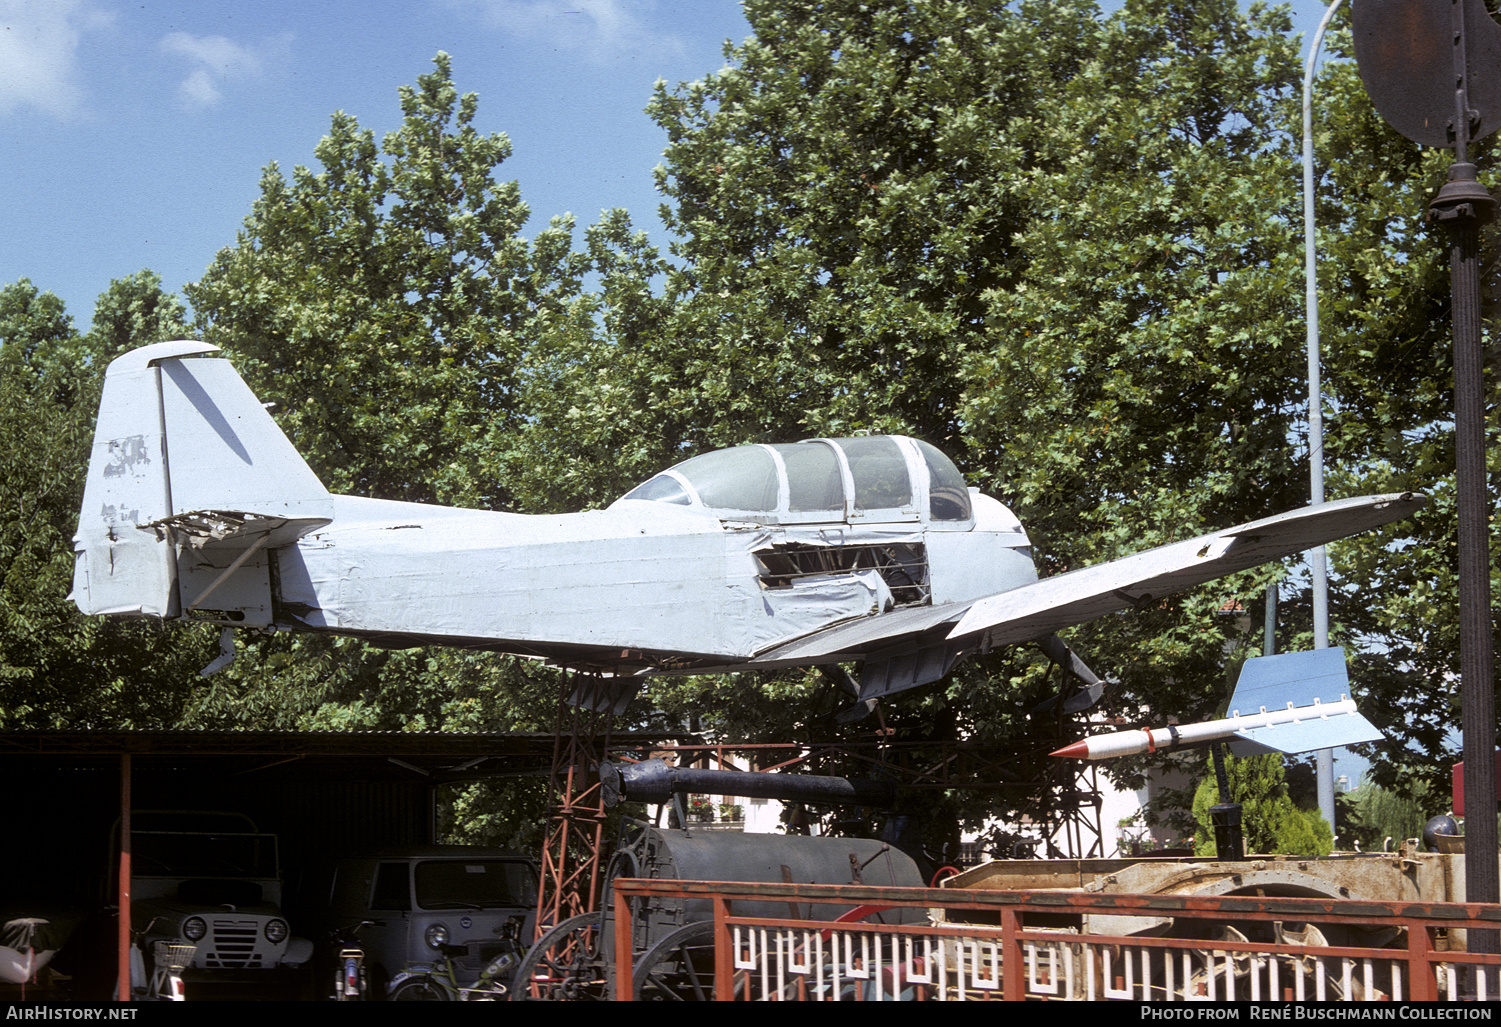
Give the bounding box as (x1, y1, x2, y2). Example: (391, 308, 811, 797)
(425, 923, 448, 950)
(182, 917, 207, 942)
(264, 919, 289, 944)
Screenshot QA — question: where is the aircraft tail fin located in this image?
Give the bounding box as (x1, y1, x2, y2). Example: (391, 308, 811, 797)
(1225, 648, 1385, 757)
(71, 341, 333, 626)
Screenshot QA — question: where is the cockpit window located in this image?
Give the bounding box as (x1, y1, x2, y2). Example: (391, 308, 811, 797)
(620, 474, 692, 505)
(670, 446, 779, 512)
(770, 443, 843, 515)
(914, 440, 973, 521)
(834, 437, 912, 512)
(616, 435, 973, 526)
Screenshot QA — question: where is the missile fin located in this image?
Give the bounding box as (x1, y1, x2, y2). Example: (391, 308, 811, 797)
(1228, 709, 1385, 757)
(1228, 648, 1350, 712)
(1226, 649, 1386, 755)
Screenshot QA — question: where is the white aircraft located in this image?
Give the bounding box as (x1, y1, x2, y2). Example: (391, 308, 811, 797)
(71, 341, 1423, 713)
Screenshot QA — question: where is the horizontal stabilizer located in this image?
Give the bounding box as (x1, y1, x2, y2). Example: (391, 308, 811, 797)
(1227, 708, 1384, 757)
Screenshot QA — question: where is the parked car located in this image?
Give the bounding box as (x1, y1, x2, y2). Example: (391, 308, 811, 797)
(313, 846, 537, 998)
(109, 811, 313, 993)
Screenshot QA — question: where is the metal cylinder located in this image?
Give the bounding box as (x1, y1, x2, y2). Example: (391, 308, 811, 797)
(1210, 803, 1245, 862)
(615, 820, 925, 943)
(601, 759, 897, 808)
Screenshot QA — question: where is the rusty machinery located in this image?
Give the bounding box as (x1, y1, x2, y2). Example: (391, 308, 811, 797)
(529, 729, 1108, 950)
(517, 762, 926, 1001)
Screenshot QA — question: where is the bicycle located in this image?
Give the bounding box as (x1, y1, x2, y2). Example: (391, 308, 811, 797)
(388, 917, 523, 1001)
(118, 916, 195, 1002)
(149, 940, 195, 1002)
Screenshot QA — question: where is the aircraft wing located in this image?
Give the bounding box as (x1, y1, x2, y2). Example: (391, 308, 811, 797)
(749, 494, 1423, 681)
(948, 492, 1423, 648)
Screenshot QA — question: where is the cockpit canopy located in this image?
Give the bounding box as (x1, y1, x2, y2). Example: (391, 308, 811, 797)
(614, 436, 974, 526)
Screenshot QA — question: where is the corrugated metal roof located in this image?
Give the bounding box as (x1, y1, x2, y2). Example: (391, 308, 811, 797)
(0, 728, 672, 758)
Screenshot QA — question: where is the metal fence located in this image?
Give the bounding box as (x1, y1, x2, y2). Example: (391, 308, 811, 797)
(611, 879, 1501, 1001)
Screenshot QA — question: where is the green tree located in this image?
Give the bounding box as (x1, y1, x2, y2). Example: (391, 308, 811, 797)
(188, 52, 588, 510)
(502, 208, 683, 514)
(181, 54, 600, 735)
(0, 279, 73, 372)
(87, 270, 191, 367)
(1192, 751, 1333, 857)
(646, 0, 1105, 445)
(1336, 774, 1432, 852)
(631, 0, 1315, 801)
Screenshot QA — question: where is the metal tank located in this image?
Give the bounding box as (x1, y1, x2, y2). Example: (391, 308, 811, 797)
(610, 819, 924, 947)
(517, 759, 924, 1001)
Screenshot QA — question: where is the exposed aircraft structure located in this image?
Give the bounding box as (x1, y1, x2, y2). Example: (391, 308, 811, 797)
(71, 341, 1423, 710)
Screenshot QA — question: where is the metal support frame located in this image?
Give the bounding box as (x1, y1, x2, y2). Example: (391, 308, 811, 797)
(1049, 756, 1107, 859)
(533, 671, 619, 937)
(531, 674, 1107, 931)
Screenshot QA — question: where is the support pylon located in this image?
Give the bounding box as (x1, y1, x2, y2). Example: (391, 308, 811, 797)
(533, 672, 618, 935)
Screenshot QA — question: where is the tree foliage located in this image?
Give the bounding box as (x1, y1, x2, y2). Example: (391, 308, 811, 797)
(187, 52, 589, 510)
(180, 54, 602, 733)
(1192, 751, 1333, 857)
(1336, 773, 1433, 852)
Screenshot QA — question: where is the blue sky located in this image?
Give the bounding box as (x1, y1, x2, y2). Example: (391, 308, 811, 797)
(0, 0, 753, 325)
(1, 0, 1337, 329)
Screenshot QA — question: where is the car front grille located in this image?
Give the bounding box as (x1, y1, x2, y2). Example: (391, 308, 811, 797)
(198, 917, 268, 968)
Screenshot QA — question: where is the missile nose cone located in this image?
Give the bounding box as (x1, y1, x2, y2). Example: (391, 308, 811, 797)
(1050, 740, 1090, 759)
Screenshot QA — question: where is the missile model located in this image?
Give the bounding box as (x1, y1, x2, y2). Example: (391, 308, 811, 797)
(1051, 648, 1385, 761)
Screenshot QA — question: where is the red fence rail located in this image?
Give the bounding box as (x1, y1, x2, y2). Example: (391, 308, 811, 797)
(610, 879, 1501, 1001)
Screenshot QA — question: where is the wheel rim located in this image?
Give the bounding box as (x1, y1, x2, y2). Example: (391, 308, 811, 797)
(633, 921, 718, 1001)
(513, 912, 611, 1001)
(392, 977, 448, 1001)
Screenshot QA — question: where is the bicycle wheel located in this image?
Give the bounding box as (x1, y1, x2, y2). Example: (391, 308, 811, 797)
(391, 976, 450, 1001)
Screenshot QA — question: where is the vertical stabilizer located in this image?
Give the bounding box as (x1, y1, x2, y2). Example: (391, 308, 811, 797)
(71, 342, 213, 617)
(71, 342, 333, 625)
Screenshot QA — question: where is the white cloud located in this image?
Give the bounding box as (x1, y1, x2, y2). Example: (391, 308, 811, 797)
(177, 67, 222, 107)
(160, 30, 290, 108)
(0, 0, 111, 119)
(449, 0, 680, 63)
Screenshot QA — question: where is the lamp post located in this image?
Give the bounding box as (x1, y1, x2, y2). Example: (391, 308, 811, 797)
(1302, 0, 1345, 835)
(1352, 0, 1499, 940)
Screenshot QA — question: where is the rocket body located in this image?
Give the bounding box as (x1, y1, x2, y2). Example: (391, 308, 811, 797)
(1051, 697, 1365, 760)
